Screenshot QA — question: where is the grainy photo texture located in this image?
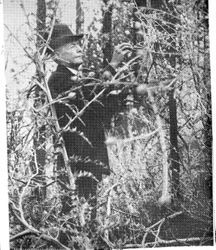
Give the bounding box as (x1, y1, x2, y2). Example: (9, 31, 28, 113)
(4, 0, 214, 249)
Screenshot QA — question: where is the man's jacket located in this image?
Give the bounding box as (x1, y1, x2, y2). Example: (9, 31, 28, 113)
(48, 65, 124, 177)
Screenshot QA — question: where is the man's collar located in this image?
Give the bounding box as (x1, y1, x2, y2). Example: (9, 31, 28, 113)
(56, 65, 83, 79)
(66, 67, 79, 76)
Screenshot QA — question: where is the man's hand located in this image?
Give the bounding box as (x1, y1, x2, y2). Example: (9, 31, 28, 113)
(110, 43, 132, 69)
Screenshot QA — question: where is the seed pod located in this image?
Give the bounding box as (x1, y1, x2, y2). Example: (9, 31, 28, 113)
(134, 21, 141, 30)
(88, 71, 96, 77)
(125, 30, 130, 36)
(68, 92, 76, 99)
(135, 84, 147, 95)
(103, 70, 112, 80)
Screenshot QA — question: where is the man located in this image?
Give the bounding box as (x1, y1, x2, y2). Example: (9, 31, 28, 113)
(47, 24, 131, 212)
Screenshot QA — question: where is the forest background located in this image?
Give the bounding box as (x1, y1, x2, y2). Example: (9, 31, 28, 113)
(0, 0, 216, 249)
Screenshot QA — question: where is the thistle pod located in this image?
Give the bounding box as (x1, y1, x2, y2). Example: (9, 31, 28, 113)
(88, 71, 96, 77)
(102, 70, 112, 80)
(68, 92, 76, 99)
(134, 21, 141, 30)
(135, 84, 148, 95)
(125, 30, 130, 36)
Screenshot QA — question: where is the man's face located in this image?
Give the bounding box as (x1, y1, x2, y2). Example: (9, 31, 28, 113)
(55, 41, 83, 67)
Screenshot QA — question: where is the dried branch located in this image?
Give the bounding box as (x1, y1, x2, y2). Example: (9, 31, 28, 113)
(10, 229, 71, 250)
(10, 196, 70, 250)
(152, 217, 165, 247)
(118, 236, 205, 249)
(34, 77, 175, 114)
(112, 55, 141, 80)
(10, 229, 32, 241)
(104, 187, 113, 241)
(19, 0, 35, 38)
(18, 151, 39, 231)
(101, 183, 119, 198)
(142, 211, 183, 246)
(4, 24, 34, 61)
(100, 235, 115, 249)
(105, 128, 159, 146)
(40, 1, 60, 58)
(63, 88, 106, 131)
(112, 208, 140, 218)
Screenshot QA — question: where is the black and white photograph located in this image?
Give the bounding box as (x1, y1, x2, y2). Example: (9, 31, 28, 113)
(1, 0, 215, 249)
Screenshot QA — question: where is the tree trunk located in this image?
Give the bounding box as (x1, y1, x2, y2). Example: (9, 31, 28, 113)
(102, 0, 113, 67)
(163, 0, 181, 202)
(36, 0, 46, 46)
(168, 90, 180, 200)
(76, 0, 84, 34)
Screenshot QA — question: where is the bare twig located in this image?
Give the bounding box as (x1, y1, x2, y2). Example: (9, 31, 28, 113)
(4, 24, 34, 61)
(104, 187, 113, 241)
(19, 0, 35, 37)
(10, 197, 70, 250)
(18, 150, 39, 231)
(116, 237, 205, 249)
(33, 77, 176, 114)
(40, 1, 60, 58)
(100, 235, 115, 249)
(63, 88, 106, 131)
(105, 128, 159, 146)
(10, 229, 71, 250)
(101, 183, 119, 198)
(112, 208, 140, 218)
(152, 218, 165, 247)
(10, 229, 32, 241)
(142, 211, 183, 246)
(112, 55, 141, 80)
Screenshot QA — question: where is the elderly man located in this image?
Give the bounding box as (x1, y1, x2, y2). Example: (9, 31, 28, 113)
(47, 24, 131, 213)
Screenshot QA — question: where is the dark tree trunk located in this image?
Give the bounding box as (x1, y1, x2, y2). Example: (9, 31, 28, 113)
(102, 0, 113, 67)
(36, 0, 46, 46)
(164, 0, 181, 202)
(197, 0, 211, 161)
(76, 0, 84, 34)
(168, 90, 180, 200)
(151, 0, 180, 202)
(162, 1, 181, 202)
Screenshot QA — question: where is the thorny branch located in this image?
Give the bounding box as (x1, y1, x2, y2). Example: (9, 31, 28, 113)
(9, 152, 71, 250)
(18, 151, 39, 231)
(120, 237, 208, 249)
(63, 88, 106, 131)
(105, 128, 159, 146)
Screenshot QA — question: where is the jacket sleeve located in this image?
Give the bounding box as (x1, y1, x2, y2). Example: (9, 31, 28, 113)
(48, 72, 76, 99)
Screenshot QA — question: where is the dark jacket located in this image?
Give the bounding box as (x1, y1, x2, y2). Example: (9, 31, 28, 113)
(48, 65, 124, 176)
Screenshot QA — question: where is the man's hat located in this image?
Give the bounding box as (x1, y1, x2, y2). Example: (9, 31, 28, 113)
(47, 24, 83, 53)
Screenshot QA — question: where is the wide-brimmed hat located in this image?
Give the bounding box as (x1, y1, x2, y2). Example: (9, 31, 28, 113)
(47, 24, 83, 53)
